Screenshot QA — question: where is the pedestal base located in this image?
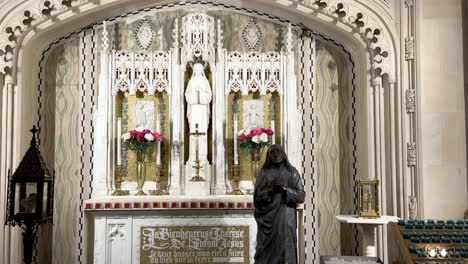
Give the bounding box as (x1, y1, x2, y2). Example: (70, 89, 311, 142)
(336, 215, 399, 258)
(238, 180, 255, 194)
(185, 164, 211, 195)
(358, 224, 377, 257)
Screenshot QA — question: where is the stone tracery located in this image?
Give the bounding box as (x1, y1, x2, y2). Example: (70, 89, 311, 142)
(0, 0, 397, 80)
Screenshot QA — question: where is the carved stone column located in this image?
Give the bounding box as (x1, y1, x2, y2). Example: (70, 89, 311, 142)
(93, 22, 112, 197)
(212, 35, 228, 194)
(169, 19, 182, 195)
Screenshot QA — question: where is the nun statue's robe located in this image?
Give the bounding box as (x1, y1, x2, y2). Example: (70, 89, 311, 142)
(254, 159, 305, 264)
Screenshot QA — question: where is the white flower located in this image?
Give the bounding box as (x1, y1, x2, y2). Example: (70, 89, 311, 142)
(259, 133, 268, 143)
(144, 133, 155, 141)
(136, 126, 144, 132)
(121, 132, 130, 141)
(252, 135, 260, 143)
(237, 129, 246, 137)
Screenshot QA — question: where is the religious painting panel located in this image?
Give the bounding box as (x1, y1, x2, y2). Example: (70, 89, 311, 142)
(226, 92, 281, 186)
(116, 91, 171, 185)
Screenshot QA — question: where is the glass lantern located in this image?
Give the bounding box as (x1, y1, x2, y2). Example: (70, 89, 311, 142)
(356, 178, 380, 218)
(6, 126, 54, 226)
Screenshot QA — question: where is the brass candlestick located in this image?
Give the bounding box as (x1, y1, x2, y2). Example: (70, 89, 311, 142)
(112, 165, 129, 196)
(229, 164, 243, 195)
(150, 165, 166, 195)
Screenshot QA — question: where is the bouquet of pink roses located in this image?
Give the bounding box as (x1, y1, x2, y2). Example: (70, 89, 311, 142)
(121, 127, 163, 152)
(237, 127, 274, 150)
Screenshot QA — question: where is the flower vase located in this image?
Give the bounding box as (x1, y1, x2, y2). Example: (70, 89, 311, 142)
(135, 150, 146, 196)
(250, 147, 262, 182)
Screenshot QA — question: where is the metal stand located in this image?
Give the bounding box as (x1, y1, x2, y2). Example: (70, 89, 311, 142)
(22, 221, 38, 264)
(229, 164, 243, 195)
(190, 124, 206, 181)
(150, 165, 166, 195)
(112, 165, 129, 196)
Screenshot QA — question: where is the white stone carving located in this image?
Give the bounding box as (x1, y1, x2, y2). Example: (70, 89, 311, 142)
(408, 195, 418, 219)
(405, 89, 415, 113)
(135, 19, 155, 50)
(181, 13, 215, 65)
(225, 51, 282, 95)
(242, 19, 262, 51)
(185, 63, 212, 165)
(405, 36, 414, 61)
(407, 142, 417, 166)
(132, 101, 154, 129)
(242, 100, 264, 131)
(112, 50, 171, 95)
(0, 0, 397, 81)
(108, 224, 125, 241)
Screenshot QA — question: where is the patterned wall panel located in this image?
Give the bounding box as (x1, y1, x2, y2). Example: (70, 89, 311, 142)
(38, 38, 82, 264)
(315, 41, 354, 256)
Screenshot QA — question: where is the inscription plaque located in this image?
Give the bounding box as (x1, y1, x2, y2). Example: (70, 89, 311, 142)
(140, 225, 249, 264)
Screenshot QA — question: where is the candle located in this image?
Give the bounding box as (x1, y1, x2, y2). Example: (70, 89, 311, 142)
(233, 113, 239, 165)
(270, 120, 275, 144)
(117, 117, 122, 165)
(156, 112, 161, 165)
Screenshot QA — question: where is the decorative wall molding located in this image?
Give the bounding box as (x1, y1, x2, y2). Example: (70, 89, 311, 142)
(405, 36, 414, 61)
(134, 19, 155, 51)
(407, 142, 417, 166)
(405, 89, 415, 113)
(0, 0, 397, 81)
(242, 18, 263, 51)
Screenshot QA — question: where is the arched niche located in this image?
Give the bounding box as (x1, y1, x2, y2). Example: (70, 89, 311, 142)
(0, 0, 404, 263)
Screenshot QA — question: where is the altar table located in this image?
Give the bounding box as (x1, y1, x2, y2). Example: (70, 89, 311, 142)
(85, 196, 304, 264)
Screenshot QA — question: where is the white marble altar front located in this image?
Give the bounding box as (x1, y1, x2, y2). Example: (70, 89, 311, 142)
(87, 196, 256, 264)
(86, 196, 304, 264)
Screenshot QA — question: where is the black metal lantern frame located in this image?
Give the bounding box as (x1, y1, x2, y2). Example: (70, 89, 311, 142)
(5, 126, 54, 264)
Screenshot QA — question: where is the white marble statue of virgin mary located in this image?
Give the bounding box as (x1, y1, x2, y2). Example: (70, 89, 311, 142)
(185, 63, 212, 163)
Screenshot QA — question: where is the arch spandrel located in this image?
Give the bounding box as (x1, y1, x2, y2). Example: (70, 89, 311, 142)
(0, 0, 398, 81)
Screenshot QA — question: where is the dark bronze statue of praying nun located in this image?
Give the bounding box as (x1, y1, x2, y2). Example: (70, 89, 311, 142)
(253, 144, 305, 264)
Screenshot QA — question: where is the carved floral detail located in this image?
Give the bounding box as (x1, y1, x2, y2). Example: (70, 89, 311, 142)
(108, 224, 125, 241)
(408, 195, 418, 220)
(407, 142, 417, 166)
(405, 36, 414, 61)
(405, 89, 415, 113)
